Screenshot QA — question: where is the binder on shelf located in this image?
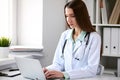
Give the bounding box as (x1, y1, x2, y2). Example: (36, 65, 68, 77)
(119, 28, 120, 54)
(103, 28, 111, 55)
(109, 0, 120, 24)
(110, 28, 119, 55)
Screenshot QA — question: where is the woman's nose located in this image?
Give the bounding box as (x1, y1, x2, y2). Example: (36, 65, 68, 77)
(67, 17, 72, 23)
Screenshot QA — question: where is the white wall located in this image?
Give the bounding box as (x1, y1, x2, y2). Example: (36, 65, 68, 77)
(17, 0, 43, 47)
(40, 0, 66, 67)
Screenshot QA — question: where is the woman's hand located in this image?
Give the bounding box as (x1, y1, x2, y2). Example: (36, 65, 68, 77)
(43, 67, 48, 73)
(44, 70, 64, 79)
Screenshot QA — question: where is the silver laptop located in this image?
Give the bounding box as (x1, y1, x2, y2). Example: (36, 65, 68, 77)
(15, 57, 46, 80)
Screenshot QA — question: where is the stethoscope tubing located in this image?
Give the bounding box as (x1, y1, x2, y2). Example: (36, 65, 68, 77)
(61, 32, 90, 60)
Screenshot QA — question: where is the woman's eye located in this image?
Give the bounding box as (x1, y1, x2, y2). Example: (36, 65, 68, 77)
(65, 15, 75, 17)
(71, 16, 75, 17)
(69, 15, 75, 17)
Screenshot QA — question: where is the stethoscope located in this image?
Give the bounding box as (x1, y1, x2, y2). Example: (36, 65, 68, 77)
(61, 32, 90, 61)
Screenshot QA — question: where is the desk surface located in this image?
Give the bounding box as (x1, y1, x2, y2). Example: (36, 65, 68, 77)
(0, 75, 27, 80)
(0, 75, 120, 80)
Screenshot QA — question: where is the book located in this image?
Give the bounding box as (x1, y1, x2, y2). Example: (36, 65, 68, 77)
(119, 17, 120, 24)
(109, 0, 120, 24)
(101, 0, 108, 24)
(117, 10, 120, 24)
(113, 0, 120, 24)
(96, 0, 102, 24)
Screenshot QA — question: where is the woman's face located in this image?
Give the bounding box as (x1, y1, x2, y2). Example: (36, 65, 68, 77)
(65, 7, 79, 29)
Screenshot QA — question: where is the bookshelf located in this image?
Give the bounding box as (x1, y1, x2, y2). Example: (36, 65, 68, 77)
(84, 0, 120, 77)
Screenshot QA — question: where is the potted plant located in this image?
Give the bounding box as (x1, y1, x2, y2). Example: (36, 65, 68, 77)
(0, 37, 11, 58)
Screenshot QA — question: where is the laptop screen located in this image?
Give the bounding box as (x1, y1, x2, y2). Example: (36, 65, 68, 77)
(15, 57, 46, 80)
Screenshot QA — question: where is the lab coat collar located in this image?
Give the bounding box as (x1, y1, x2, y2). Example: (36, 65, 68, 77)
(65, 29, 86, 42)
(73, 31, 86, 53)
(65, 29, 87, 54)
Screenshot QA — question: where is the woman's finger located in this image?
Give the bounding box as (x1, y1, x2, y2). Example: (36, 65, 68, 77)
(43, 68, 48, 73)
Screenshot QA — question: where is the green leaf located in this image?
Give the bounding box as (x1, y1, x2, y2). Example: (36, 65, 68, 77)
(0, 37, 11, 47)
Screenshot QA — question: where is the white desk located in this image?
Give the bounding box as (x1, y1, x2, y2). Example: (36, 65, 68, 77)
(0, 75, 28, 80)
(0, 75, 120, 80)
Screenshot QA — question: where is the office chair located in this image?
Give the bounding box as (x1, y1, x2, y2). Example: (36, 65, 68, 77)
(97, 64, 104, 75)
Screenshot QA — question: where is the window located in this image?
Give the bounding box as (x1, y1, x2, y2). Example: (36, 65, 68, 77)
(0, 0, 43, 48)
(0, 0, 9, 37)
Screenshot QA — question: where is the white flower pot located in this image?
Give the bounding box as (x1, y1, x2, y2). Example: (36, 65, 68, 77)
(0, 47, 9, 58)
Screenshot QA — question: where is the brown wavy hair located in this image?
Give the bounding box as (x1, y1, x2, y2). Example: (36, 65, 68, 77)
(64, 0, 95, 32)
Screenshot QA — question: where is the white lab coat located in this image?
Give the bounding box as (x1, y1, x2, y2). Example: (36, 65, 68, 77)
(47, 29, 101, 79)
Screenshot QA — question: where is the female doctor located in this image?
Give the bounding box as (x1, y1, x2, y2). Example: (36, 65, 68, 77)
(43, 0, 101, 79)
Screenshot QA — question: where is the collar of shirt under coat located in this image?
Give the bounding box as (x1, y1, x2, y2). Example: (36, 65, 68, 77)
(66, 29, 87, 43)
